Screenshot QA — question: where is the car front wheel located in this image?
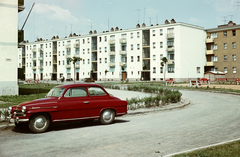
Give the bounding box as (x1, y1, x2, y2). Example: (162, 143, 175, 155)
(100, 109, 115, 125)
(28, 114, 50, 133)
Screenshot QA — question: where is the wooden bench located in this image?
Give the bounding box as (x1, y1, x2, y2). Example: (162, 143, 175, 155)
(165, 79, 175, 85)
(235, 79, 240, 85)
(190, 80, 201, 87)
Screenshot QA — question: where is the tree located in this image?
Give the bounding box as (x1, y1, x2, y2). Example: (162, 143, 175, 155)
(67, 56, 82, 84)
(161, 57, 168, 81)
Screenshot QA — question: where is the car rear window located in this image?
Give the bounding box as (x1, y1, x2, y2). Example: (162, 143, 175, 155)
(88, 87, 106, 96)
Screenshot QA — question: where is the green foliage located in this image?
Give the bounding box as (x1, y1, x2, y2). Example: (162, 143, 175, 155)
(1, 109, 10, 121)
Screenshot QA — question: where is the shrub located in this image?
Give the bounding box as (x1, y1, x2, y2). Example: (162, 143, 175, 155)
(1, 109, 9, 121)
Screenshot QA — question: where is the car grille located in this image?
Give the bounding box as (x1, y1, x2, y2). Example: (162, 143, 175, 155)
(13, 110, 24, 117)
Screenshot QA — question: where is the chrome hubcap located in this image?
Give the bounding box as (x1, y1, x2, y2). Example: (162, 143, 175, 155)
(103, 110, 112, 121)
(34, 117, 46, 130)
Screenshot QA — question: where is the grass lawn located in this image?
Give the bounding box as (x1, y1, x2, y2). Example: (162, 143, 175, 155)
(173, 140, 240, 157)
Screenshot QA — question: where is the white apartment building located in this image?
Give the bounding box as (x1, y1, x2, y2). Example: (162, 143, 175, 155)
(20, 20, 206, 82)
(0, 0, 24, 95)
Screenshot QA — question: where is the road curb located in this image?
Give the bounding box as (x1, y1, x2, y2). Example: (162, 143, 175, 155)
(127, 98, 191, 115)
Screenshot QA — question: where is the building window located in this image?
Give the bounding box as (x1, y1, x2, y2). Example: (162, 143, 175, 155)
(63, 51, 65, 56)
(99, 58, 102, 63)
(232, 30, 236, 36)
(153, 55, 156, 61)
(45, 62, 47, 66)
(160, 54, 163, 60)
(83, 59, 85, 64)
(59, 51, 60, 56)
(224, 67, 228, 73)
(233, 67, 237, 73)
(105, 36, 107, 42)
(160, 67, 163, 73)
(83, 49, 85, 54)
(224, 43, 227, 49)
(168, 65, 174, 73)
(160, 29, 163, 35)
(99, 47, 101, 53)
(63, 41, 64, 46)
(49, 43, 51, 48)
(30, 62, 31, 67)
(224, 55, 227, 61)
(232, 42, 236, 48)
(137, 44, 140, 50)
(49, 52, 51, 57)
(112, 72, 114, 75)
(197, 67, 200, 73)
(136, 32, 140, 38)
(131, 33, 133, 39)
(63, 60, 64, 65)
(88, 38, 90, 43)
(223, 31, 227, 37)
(45, 53, 47, 57)
(59, 61, 60, 65)
(160, 42, 163, 48)
(105, 58, 107, 63)
(211, 44, 217, 50)
(210, 32, 217, 38)
(137, 56, 140, 62)
(105, 47, 107, 52)
(152, 30, 155, 36)
(153, 67, 156, 73)
(99, 37, 102, 42)
(83, 39, 85, 44)
(213, 56, 218, 62)
(88, 59, 90, 64)
(214, 68, 218, 72)
(233, 55, 236, 61)
(45, 44, 47, 48)
(131, 44, 133, 50)
(59, 42, 61, 47)
(153, 42, 156, 49)
(49, 61, 51, 66)
(131, 56, 134, 62)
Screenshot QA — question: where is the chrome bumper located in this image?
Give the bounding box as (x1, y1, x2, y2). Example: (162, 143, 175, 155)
(8, 116, 29, 124)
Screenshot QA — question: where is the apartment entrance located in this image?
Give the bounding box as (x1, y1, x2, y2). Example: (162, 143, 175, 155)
(76, 72, 79, 81)
(141, 72, 150, 81)
(40, 73, 43, 80)
(122, 71, 127, 81)
(34, 73, 36, 80)
(52, 73, 57, 80)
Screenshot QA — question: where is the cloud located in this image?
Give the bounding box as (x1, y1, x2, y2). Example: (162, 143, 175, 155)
(34, 3, 79, 22)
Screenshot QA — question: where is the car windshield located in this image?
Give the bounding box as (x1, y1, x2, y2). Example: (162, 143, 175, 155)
(46, 87, 65, 97)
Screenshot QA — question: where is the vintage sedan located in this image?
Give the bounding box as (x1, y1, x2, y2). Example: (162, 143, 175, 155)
(8, 84, 128, 133)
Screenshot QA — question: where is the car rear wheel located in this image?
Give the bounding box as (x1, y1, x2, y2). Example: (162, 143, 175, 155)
(28, 114, 50, 133)
(100, 109, 115, 125)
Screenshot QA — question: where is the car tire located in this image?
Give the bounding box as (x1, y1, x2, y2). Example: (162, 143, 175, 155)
(28, 114, 50, 133)
(100, 109, 115, 125)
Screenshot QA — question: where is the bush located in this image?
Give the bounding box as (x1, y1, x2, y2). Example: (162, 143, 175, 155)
(1, 109, 9, 121)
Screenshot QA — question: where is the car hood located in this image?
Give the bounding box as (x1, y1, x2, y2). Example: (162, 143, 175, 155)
(18, 97, 58, 107)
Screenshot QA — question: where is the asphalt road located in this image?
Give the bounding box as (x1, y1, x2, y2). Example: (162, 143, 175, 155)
(0, 90, 240, 157)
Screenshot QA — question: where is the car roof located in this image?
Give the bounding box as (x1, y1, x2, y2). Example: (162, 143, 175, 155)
(56, 83, 102, 88)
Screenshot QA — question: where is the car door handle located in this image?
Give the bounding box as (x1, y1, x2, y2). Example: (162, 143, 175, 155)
(83, 101, 89, 104)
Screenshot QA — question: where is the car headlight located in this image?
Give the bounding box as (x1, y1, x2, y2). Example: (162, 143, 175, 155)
(8, 107, 12, 114)
(22, 106, 26, 113)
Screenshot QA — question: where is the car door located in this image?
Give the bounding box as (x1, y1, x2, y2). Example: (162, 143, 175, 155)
(60, 87, 91, 120)
(87, 86, 111, 117)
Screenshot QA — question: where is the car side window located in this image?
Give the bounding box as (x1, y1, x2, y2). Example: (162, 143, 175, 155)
(64, 87, 87, 97)
(88, 87, 106, 96)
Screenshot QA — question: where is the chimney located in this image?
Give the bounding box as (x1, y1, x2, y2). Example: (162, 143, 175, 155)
(136, 24, 140, 28)
(94, 30, 97, 34)
(115, 27, 119, 31)
(228, 21, 236, 26)
(56, 35, 59, 39)
(69, 33, 72, 37)
(89, 31, 93, 35)
(103, 31, 105, 33)
(171, 19, 176, 23)
(165, 20, 170, 24)
(111, 27, 114, 32)
(142, 23, 146, 27)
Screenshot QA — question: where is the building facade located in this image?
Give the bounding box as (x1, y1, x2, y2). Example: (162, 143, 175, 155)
(20, 20, 206, 82)
(0, 0, 24, 95)
(205, 21, 240, 78)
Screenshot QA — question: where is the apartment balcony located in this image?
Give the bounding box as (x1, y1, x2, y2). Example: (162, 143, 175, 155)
(167, 47, 174, 52)
(66, 55, 71, 59)
(168, 60, 175, 64)
(167, 33, 174, 39)
(119, 38, 127, 44)
(109, 62, 115, 67)
(74, 43, 80, 48)
(53, 51, 57, 56)
(206, 38, 214, 43)
(38, 66, 43, 70)
(120, 62, 127, 67)
(32, 57, 36, 61)
(75, 65, 80, 68)
(109, 51, 115, 55)
(38, 48, 43, 52)
(38, 57, 43, 61)
(32, 66, 36, 70)
(206, 50, 214, 55)
(109, 40, 115, 45)
(206, 62, 214, 66)
(119, 50, 127, 55)
(32, 48, 36, 52)
(66, 44, 71, 49)
(66, 65, 71, 69)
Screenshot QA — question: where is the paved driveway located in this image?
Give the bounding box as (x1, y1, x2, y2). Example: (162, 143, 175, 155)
(0, 90, 240, 157)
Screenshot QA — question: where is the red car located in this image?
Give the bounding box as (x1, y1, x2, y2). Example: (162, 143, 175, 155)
(8, 84, 128, 133)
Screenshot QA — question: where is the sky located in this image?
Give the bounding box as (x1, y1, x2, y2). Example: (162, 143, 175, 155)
(18, 0, 240, 42)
